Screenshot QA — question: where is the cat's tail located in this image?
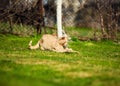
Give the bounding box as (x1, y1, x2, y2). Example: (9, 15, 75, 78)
(29, 40, 40, 50)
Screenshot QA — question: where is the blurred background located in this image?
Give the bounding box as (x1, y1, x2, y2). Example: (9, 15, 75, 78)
(0, 0, 120, 41)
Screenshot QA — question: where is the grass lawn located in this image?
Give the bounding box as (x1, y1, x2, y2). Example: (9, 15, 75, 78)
(0, 33, 120, 86)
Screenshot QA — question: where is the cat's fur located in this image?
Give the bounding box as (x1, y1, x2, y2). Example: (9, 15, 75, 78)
(29, 34, 74, 52)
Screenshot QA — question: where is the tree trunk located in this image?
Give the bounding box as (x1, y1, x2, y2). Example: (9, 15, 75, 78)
(8, 15, 13, 33)
(36, 0, 46, 34)
(96, 0, 108, 39)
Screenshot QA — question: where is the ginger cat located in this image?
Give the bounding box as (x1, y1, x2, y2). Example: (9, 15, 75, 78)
(29, 34, 74, 52)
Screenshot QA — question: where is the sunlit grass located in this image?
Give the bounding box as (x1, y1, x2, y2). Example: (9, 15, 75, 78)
(65, 27, 94, 37)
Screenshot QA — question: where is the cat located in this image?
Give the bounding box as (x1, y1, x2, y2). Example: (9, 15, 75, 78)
(29, 34, 74, 52)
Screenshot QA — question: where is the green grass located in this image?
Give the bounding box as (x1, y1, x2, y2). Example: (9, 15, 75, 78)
(65, 27, 95, 37)
(0, 22, 36, 36)
(0, 33, 120, 86)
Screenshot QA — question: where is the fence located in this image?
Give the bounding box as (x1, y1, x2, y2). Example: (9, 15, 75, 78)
(0, 0, 120, 40)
